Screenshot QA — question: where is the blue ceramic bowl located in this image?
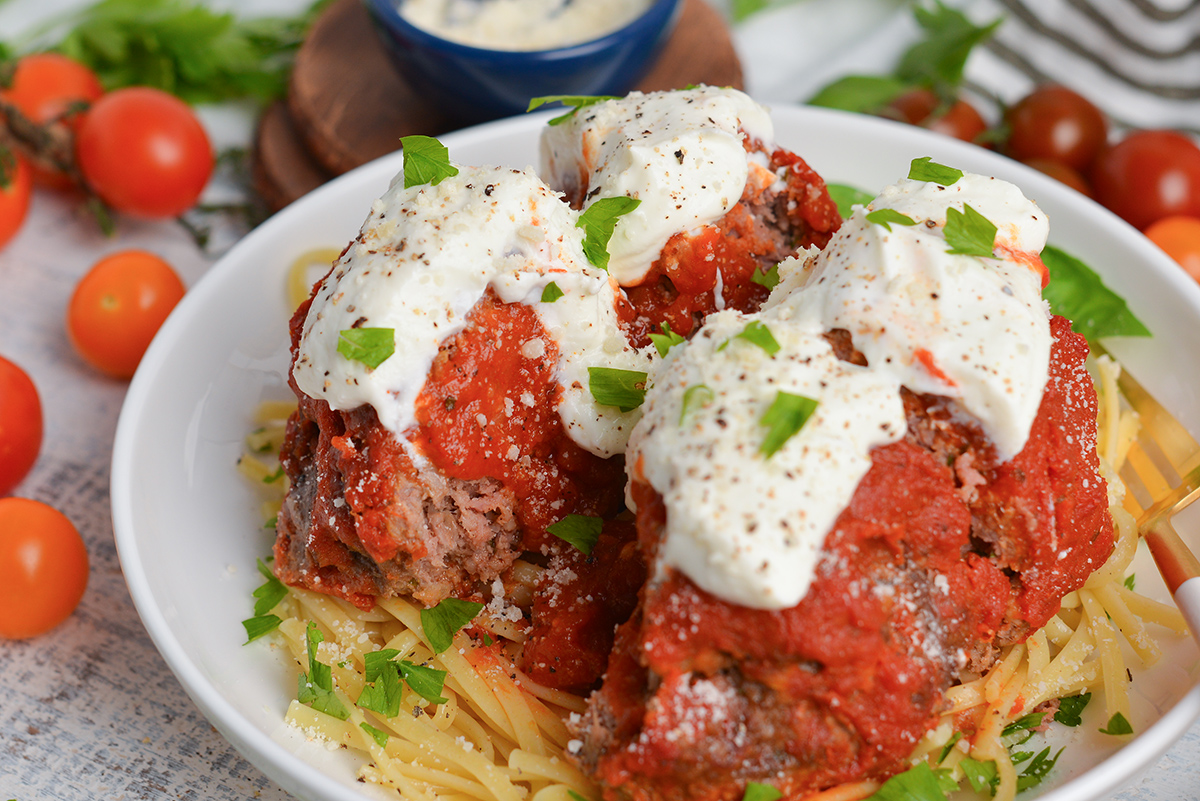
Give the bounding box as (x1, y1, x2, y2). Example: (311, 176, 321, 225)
(364, 0, 684, 124)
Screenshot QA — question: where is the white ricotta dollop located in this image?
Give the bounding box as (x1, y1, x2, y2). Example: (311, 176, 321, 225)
(628, 310, 907, 609)
(634, 170, 1053, 609)
(399, 0, 652, 51)
(539, 86, 775, 286)
(783, 174, 1051, 460)
(292, 164, 648, 458)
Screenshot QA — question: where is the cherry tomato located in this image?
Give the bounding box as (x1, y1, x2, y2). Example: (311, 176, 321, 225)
(1145, 216, 1200, 283)
(1, 53, 105, 189)
(1021, 158, 1093, 197)
(884, 88, 988, 143)
(1006, 86, 1108, 172)
(75, 87, 213, 218)
(0, 154, 33, 250)
(1091, 130, 1200, 231)
(67, 250, 186, 379)
(0, 356, 43, 496)
(0, 497, 88, 639)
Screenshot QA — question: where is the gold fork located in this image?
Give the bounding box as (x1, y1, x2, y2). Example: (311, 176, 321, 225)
(1099, 348, 1200, 643)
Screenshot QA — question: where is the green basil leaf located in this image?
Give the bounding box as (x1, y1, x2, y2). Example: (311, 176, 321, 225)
(741, 782, 782, 801)
(1055, 692, 1092, 727)
(547, 513, 603, 556)
(241, 614, 281, 643)
(360, 722, 389, 748)
(337, 328, 395, 370)
(649, 322, 686, 357)
(588, 366, 647, 412)
(807, 74, 912, 114)
(865, 761, 949, 801)
(680, 383, 715, 425)
(1041, 245, 1151, 343)
(826, 184, 874, 220)
(751, 262, 781, 290)
(401, 135, 459, 189)
(398, 660, 449, 705)
(944, 203, 997, 258)
(908, 156, 963, 186)
(252, 558, 288, 615)
(541, 281, 564, 303)
(578, 196, 641, 271)
(421, 599, 484, 654)
(759, 391, 819, 458)
(866, 208, 917, 232)
(527, 94, 618, 125)
(1100, 711, 1134, 735)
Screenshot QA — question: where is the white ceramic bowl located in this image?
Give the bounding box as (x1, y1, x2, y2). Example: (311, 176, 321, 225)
(111, 106, 1200, 801)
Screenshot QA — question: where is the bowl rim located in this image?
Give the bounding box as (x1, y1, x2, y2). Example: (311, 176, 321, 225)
(364, 0, 683, 58)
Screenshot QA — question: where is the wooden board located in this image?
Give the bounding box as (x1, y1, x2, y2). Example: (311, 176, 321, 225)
(256, 0, 743, 210)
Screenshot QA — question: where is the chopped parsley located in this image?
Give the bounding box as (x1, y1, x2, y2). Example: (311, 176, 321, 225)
(865, 761, 948, 800)
(262, 465, 284, 484)
(741, 782, 782, 801)
(959, 756, 999, 794)
(360, 722, 389, 749)
(944, 203, 997, 258)
(750, 262, 781, 290)
(297, 621, 350, 720)
(421, 598, 484, 654)
(1055, 692, 1092, 727)
(251, 558, 288, 616)
(547, 514, 603, 556)
(825, 183, 875, 219)
(758, 391, 819, 458)
(648, 322, 686, 357)
(578, 196, 641, 271)
(527, 94, 618, 125)
(541, 281, 564, 303)
(400, 135, 459, 188)
(1100, 711, 1134, 735)
(588, 366, 647, 412)
(337, 327, 395, 370)
(936, 731, 963, 763)
(1001, 711, 1044, 738)
(398, 660, 449, 705)
(1124, 573, 1137, 591)
(733, 320, 781, 355)
(866, 208, 917, 232)
(241, 614, 281, 643)
(680, 383, 714, 424)
(908, 156, 963, 186)
(359, 649, 449, 709)
(567, 791, 590, 801)
(1017, 746, 1063, 791)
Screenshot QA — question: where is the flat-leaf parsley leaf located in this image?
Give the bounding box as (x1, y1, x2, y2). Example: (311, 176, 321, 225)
(527, 94, 617, 125)
(908, 156, 963, 186)
(759, 391, 819, 458)
(588, 366, 647, 412)
(741, 782, 782, 801)
(421, 598, 484, 654)
(866, 208, 917, 232)
(401, 135, 459, 189)
(337, 328, 394, 370)
(944, 203, 996, 258)
(547, 514, 603, 556)
(578, 196, 640, 271)
(648, 322, 685, 357)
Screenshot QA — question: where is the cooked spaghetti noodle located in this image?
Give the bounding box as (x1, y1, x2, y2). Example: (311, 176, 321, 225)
(238, 346, 1188, 801)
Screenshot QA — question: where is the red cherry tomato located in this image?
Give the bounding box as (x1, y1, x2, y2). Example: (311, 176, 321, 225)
(1144, 216, 1200, 283)
(1022, 158, 1093, 197)
(884, 88, 988, 143)
(0, 356, 43, 496)
(0, 497, 88, 639)
(1006, 86, 1108, 172)
(0, 155, 33, 250)
(1, 53, 105, 189)
(1091, 130, 1200, 231)
(76, 87, 214, 218)
(67, 250, 187, 379)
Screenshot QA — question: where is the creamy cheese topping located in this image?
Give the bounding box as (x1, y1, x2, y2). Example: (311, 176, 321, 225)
(634, 170, 1053, 609)
(540, 87, 775, 286)
(629, 311, 906, 609)
(292, 164, 648, 458)
(400, 0, 652, 51)
(784, 174, 1051, 460)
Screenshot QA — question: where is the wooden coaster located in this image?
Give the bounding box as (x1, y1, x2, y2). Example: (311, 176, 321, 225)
(257, 0, 743, 209)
